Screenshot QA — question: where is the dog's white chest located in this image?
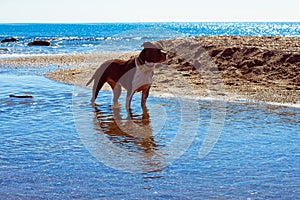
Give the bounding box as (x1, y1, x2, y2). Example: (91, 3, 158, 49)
(132, 60, 153, 90)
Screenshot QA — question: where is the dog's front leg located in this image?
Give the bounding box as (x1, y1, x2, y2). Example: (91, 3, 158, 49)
(126, 89, 134, 112)
(141, 87, 150, 109)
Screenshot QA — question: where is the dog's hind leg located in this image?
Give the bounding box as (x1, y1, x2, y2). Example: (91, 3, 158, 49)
(108, 81, 122, 107)
(113, 84, 122, 106)
(91, 77, 106, 107)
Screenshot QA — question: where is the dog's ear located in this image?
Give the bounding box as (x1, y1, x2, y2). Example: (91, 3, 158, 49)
(142, 41, 163, 50)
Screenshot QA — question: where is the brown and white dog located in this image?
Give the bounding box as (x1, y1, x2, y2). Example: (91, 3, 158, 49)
(86, 42, 166, 111)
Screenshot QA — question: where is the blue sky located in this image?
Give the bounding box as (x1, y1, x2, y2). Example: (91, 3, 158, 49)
(0, 0, 299, 23)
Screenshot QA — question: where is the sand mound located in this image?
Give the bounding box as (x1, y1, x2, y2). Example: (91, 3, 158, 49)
(159, 36, 299, 104)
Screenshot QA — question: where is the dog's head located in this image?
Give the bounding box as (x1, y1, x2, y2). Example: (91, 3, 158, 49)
(138, 42, 166, 64)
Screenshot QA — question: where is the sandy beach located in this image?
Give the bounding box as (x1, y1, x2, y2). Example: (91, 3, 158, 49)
(1, 36, 299, 106)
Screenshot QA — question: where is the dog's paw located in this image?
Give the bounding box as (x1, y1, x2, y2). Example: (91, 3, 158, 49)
(91, 102, 101, 107)
(111, 103, 121, 109)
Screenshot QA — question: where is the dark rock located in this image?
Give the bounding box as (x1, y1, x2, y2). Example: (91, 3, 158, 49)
(28, 40, 50, 46)
(1, 37, 18, 43)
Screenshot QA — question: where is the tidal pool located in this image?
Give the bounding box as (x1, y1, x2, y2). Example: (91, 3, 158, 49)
(0, 73, 299, 199)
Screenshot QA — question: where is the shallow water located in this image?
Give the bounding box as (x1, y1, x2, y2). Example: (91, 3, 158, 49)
(0, 72, 299, 199)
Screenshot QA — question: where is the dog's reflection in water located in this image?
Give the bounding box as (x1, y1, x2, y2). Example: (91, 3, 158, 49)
(94, 106, 156, 154)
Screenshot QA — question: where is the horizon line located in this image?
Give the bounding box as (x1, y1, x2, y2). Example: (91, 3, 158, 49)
(0, 21, 299, 24)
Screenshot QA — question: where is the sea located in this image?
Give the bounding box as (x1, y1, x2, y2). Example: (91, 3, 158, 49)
(0, 22, 300, 56)
(0, 23, 300, 199)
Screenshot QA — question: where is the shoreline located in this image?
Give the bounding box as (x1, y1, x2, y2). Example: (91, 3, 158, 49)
(1, 36, 299, 108)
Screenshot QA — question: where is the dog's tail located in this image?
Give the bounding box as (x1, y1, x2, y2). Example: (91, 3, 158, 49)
(86, 75, 94, 86)
(86, 60, 113, 87)
(86, 61, 109, 86)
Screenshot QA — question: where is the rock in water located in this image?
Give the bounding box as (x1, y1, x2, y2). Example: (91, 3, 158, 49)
(1, 37, 18, 43)
(28, 40, 50, 46)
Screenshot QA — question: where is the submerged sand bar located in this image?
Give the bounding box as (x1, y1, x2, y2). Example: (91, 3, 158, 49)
(1, 36, 299, 106)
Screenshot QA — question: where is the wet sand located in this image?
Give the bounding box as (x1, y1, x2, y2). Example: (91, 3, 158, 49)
(1, 36, 299, 106)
